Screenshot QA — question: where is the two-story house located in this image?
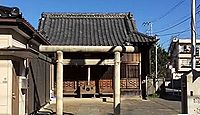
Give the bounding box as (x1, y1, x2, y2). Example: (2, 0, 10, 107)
(0, 6, 52, 115)
(168, 38, 200, 88)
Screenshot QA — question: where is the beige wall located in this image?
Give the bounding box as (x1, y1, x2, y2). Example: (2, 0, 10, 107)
(0, 35, 26, 49)
(0, 60, 13, 115)
(0, 31, 51, 114)
(0, 34, 26, 115)
(0, 35, 12, 48)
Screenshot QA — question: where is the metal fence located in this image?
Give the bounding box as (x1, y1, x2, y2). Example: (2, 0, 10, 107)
(28, 58, 51, 114)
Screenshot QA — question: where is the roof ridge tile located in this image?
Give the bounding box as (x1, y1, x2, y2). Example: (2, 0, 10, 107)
(42, 12, 131, 19)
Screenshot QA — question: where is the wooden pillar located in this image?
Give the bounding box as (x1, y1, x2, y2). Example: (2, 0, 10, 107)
(114, 52, 120, 115)
(56, 51, 63, 115)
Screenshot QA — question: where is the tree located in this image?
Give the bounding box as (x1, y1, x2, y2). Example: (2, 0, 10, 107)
(151, 45, 168, 78)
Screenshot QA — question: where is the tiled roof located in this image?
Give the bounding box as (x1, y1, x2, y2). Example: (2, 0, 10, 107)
(0, 5, 50, 45)
(38, 13, 156, 46)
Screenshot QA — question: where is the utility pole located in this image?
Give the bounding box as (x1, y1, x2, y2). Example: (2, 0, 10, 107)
(191, 0, 196, 70)
(181, 0, 199, 114)
(143, 22, 158, 93)
(155, 36, 158, 92)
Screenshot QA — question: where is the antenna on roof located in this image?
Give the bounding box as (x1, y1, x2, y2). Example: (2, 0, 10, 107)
(142, 21, 153, 36)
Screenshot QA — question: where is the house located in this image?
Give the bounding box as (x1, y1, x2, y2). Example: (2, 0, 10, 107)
(0, 6, 52, 115)
(168, 38, 200, 88)
(38, 12, 156, 99)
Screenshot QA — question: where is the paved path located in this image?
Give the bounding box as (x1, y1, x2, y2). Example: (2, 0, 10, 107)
(39, 97, 180, 115)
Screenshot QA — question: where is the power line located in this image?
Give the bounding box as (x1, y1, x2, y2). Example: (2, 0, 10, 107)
(159, 21, 200, 48)
(152, 2, 200, 35)
(142, 1, 186, 35)
(157, 28, 189, 37)
(142, 2, 200, 39)
(157, 19, 200, 37)
(154, 9, 200, 34)
(151, 0, 185, 23)
(160, 38, 172, 49)
(154, 17, 190, 34)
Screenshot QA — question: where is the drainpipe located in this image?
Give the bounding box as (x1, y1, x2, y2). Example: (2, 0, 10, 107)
(25, 37, 32, 114)
(56, 51, 63, 115)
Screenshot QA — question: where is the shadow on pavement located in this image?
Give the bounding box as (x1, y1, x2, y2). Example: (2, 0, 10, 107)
(37, 111, 74, 115)
(159, 93, 181, 101)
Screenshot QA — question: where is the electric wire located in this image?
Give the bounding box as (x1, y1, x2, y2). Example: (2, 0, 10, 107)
(154, 17, 190, 34)
(159, 18, 200, 47)
(142, 0, 186, 35)
(157, 15, 200, 37)
(154, 10, 200, 34)
(151, 0, 185, 23)
(157, 28, 189, 37)
(159, 25, 200, 49)
(159, 1, 200, 50)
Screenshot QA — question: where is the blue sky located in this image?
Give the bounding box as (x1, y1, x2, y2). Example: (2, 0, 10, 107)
(1, 0, 198, 50)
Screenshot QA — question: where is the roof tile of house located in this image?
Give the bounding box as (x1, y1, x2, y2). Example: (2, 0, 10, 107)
(38, 12, 156, 46)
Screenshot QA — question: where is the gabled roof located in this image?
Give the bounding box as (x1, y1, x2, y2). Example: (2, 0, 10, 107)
(38, 12, 156, 46)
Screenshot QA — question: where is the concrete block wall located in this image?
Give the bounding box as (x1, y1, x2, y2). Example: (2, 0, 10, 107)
(187, 71, 200, 114)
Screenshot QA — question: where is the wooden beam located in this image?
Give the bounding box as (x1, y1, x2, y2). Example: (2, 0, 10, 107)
(62, 59, 114, 65)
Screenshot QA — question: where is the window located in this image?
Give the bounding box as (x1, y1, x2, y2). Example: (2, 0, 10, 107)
(181, 59, 191, 67)
(179, 44, 191, 54)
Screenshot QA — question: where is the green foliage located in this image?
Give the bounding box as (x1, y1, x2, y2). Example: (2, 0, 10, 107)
(151, 45, 168, 78)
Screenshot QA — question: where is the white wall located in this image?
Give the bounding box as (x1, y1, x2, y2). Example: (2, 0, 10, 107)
(0, 60, 13, 115)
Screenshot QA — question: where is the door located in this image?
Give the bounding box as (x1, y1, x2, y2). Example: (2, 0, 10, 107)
(121, 64, 140, 95)
(12, 67, 19, 115)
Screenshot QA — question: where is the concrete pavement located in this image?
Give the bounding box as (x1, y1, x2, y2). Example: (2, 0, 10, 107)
(38, 97, 180, 115)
